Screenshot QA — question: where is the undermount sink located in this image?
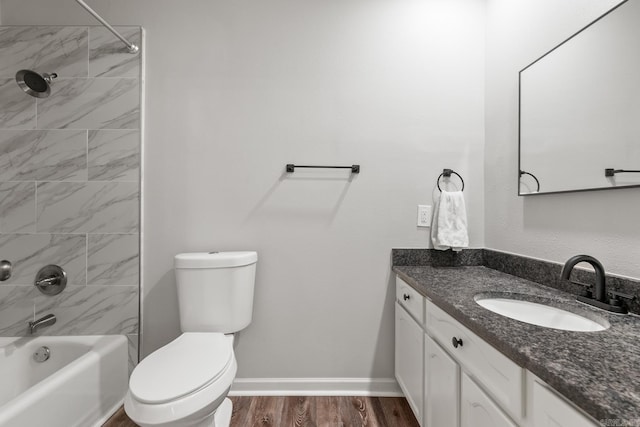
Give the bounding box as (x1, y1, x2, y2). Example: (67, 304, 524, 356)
(474, 294, 610, 332)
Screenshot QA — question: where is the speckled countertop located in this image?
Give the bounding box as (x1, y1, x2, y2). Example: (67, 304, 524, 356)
(393, 265, 640, 423)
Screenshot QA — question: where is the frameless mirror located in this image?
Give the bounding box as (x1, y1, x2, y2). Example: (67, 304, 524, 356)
(518, 0, 640, 195)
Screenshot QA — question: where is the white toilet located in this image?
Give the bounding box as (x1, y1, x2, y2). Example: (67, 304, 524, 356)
(124, 251, 257, 427)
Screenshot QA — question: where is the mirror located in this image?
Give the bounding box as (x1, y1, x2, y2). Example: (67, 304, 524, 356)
(518, 0, 640, 195)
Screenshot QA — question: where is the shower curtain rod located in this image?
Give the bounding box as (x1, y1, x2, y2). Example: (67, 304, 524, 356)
(74, 0, 139, 53)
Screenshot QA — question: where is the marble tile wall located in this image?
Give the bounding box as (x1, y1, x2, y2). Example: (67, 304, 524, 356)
(0, 26, 142, 367)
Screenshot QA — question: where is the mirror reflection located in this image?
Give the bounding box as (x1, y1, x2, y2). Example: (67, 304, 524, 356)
(519, 0, 640, 195)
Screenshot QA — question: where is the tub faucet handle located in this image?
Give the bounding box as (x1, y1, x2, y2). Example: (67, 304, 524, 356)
(34, 265, 67, 296)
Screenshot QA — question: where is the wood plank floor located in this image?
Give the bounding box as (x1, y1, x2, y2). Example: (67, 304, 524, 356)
(103, 396, 419, 427)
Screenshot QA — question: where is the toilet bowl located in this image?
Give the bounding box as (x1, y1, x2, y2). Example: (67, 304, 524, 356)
(124, 333, 237, 427)
(124, 252, 257, 427)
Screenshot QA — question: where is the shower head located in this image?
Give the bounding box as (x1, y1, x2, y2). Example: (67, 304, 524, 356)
(15, 69, 58, 98)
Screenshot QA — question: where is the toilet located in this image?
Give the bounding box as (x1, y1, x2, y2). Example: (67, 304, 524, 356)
(124, 251, 257, 427)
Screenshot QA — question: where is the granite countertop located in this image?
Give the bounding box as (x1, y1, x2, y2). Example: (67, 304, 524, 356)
(393, 265, 640, 423)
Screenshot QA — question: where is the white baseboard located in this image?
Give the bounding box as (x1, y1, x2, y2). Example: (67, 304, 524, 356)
(229, 378, 402, 397)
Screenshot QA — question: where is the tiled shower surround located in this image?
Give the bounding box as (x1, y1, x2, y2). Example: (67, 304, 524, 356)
(0, 26, 142, 368)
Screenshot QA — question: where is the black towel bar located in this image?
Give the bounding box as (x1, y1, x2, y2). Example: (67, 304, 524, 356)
(286, 164, 360, 173)
(605, 168, 640, 177)
(437, 169, 464, 192)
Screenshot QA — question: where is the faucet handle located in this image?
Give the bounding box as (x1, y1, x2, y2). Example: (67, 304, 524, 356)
(608, 290, 635, 307)
(609, 290, 635, 300)
(571, 281, 593, 298)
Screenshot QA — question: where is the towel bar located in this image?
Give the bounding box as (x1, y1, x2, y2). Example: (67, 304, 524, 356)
(605, 168, 640, 177)
(286, 164, 360, 173)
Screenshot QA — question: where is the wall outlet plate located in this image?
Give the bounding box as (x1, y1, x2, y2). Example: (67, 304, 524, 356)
(417, 205, 432, 227)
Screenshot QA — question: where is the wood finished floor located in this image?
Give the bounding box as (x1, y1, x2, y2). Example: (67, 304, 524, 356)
(103, 396, 419, 427)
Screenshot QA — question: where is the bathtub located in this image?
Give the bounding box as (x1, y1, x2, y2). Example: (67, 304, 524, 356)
(0, 335, 128, 427)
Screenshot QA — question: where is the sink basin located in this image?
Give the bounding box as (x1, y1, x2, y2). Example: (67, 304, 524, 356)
(474, 295, 609, 332)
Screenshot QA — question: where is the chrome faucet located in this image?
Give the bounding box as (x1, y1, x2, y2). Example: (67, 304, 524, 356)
(560, 255, 629, 314)
(28, 314, 56, 335)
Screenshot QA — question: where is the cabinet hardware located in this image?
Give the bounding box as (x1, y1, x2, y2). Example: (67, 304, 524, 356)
(403, 294, 410, 301)
(452, 336, 463, 348)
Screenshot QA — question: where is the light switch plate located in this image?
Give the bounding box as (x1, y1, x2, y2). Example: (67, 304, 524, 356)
(417, 205, 432, 227)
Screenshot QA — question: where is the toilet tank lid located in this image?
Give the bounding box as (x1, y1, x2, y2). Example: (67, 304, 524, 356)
(175, 251, 257, 269)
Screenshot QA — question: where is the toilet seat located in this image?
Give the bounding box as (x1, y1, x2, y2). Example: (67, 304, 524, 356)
(125, 333, 237, 427)
(130, 333, 233, 404)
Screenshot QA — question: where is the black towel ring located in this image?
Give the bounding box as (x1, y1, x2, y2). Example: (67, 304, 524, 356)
(437, 169, 465, 192)
(519, 170, 540, 192)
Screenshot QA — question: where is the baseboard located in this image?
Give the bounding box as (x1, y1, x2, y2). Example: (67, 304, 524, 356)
(229, 378, 403, 397)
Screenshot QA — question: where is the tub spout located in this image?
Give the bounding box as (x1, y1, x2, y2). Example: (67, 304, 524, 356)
(29, 314, 56, 335)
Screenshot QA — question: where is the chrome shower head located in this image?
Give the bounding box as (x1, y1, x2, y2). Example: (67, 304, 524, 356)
(15, 69, 58, 98)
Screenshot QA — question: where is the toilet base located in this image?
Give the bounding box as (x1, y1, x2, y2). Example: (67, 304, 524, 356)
(212, 398, 232, 427)
(165, 398, 232, 427)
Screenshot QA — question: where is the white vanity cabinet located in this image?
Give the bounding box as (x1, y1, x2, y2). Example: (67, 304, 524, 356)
(530, 379, 599, 427)
(426, 300, 524, 422)
(395, 302, 424, 423)
(394, 277, 425, 424)
(424, 334, 459, 427)
(461, 372, 517, 427)
(394, 275, 600, 427)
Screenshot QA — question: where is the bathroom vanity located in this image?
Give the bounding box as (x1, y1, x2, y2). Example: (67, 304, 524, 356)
(392, 257, 640, 427)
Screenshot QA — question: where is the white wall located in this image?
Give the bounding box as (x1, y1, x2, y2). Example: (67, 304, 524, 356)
(485, 0, 640, 279)
(1, 0, 486, 384)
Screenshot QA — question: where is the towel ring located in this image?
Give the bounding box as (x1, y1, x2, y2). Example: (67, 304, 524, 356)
(519, 170, 540, 192)
(437, 169, 464, 192)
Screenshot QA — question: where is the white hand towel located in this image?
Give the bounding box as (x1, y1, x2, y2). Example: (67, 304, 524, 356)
(431, 190, 469, 251)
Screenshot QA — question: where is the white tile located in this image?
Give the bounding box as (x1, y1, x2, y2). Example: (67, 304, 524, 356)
(36, 182, 139, 233)
(88, 234, 139, 286)
(0, 130, 87, 181)
(0, 182, 36, 233)
(89, 27, 141, 78)
(88, 130, 140, 181)
(0, 27, 88, 78)
(0, 78, 36, 129)
(0, 234, 86, 286)
(36, 78, 140, 130)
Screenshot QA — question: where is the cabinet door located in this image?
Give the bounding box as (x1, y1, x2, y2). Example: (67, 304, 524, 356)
(425, 334, 459, 427)
(395, 302, 424, 424)
(460, 373, 516, 427)
(426, 301, 523, 421)
(532, 381, 598, 427)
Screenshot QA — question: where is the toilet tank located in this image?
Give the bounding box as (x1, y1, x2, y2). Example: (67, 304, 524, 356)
(174, 251, 257, 333)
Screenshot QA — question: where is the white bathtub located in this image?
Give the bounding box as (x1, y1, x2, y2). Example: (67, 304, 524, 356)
(0, 335, 128, 427)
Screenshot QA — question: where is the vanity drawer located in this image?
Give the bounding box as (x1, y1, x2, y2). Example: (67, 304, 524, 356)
(396, 277, 425, 324)
(426, 300, 524, 422)
(532, 380, 598, 427)
(461, 373, 517, 427)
